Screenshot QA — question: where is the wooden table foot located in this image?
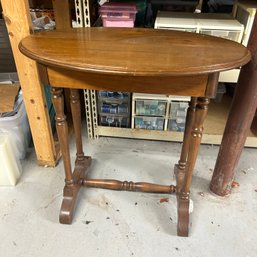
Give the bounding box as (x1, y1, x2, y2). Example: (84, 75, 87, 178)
(175, 164, 190, 237)
(59, 156, 92, 224)
(59, 184, 81, 224)
(177, 196, 189, 237)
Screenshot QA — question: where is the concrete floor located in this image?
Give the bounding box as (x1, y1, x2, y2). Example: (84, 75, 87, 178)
(0, 134, 257, 257)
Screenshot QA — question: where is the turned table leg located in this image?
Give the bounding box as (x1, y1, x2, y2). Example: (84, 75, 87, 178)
(70, 89, 84, 162)
(51, 87, 91, 224)
(176, 97, 210, 236)
(69, 88, 92, 180)
(51, 87, 73, 184)
(175, 97, 197, 236)
(175, 97, 197, 177)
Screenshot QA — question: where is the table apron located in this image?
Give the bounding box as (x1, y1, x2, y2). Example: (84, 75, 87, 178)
(45, 66, 217, 97)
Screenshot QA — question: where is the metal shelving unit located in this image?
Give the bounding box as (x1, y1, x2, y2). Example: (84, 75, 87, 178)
(74, 0, 97, 138)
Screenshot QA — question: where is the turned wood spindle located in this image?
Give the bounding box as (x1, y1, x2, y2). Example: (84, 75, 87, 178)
(178, 97, 198, 171)
(51, 87, 73, 185)
(70, 89, 84, 161)
(182, 97, 210, 194)
(83, 179, 176, 194)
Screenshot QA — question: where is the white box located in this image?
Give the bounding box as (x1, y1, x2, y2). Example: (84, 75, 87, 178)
(155, 11, 244, 43)
(0, 99, 31, 159)
(233, 0, 257, 46)
(154, 12, 198, 32)
(198, 18, 244, 42)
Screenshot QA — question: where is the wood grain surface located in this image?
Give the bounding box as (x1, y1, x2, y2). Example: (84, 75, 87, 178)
(19, 28, 251, 76)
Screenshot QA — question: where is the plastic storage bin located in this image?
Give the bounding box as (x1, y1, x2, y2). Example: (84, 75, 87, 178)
(154, 11, 198, 31)
(97, 90, 131, 128)
(99, 2, 137, 28)
(134, 116, 164, 130)
(200, 29, 242, 41)
(0, 100, 31, 159)
(100, 115, 130, 128)
(0, 134, 22, 186)
(168, 101, 188, 132)
(99, 103, 129, 114)
(154, 11, 244, 43)
(135, 100, 166, 116)
(98, 91, 129, 100)
(168, 118, 186, 132)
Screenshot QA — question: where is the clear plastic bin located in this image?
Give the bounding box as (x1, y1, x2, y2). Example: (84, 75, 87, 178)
(0, 100, 31, 159)
(99, 103, 129, 114)
(99, 2, 137, 28)
(170, 101, 188, 119)
(98, 91, 129, 100)
(199, 29, 242, 42)
(99, 115, 130, 128)
(168, 101, 188, 131)
(135, 100, 166, 116)
(134, 116, 164, 130)
(168, 118, 186, 132)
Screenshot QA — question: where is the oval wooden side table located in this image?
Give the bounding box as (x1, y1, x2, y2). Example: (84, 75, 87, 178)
(19, 28, 250, 236)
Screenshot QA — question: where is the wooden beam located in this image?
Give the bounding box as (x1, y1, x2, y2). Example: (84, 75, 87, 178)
(1, 0, 57, 166)
(52, 0, 72, 29)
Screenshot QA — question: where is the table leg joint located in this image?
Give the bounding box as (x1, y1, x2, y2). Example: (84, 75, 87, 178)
(59, 156, 92, 224)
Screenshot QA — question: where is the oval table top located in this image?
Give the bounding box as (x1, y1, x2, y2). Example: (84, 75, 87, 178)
(19, 27, 251, 76)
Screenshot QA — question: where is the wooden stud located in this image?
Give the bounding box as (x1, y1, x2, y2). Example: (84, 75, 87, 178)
(1, 0, 57, 166)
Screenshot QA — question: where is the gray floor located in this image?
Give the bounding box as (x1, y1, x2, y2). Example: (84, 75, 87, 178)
(0, 134, 257, 257)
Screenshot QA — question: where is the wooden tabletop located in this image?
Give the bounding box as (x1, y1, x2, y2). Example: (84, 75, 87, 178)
(19, 28, 251, 76)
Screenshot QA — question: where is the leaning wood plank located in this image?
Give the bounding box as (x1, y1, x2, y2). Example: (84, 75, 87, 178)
(1, 0, 57, 166)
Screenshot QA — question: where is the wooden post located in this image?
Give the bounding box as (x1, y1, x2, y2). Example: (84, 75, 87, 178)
(52, 0, 72, 29)
(1, 0, 57, 166)
(210, 14, 257, 196)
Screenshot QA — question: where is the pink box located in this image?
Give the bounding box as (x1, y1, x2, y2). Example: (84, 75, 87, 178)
(99, 2, 137, 28)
